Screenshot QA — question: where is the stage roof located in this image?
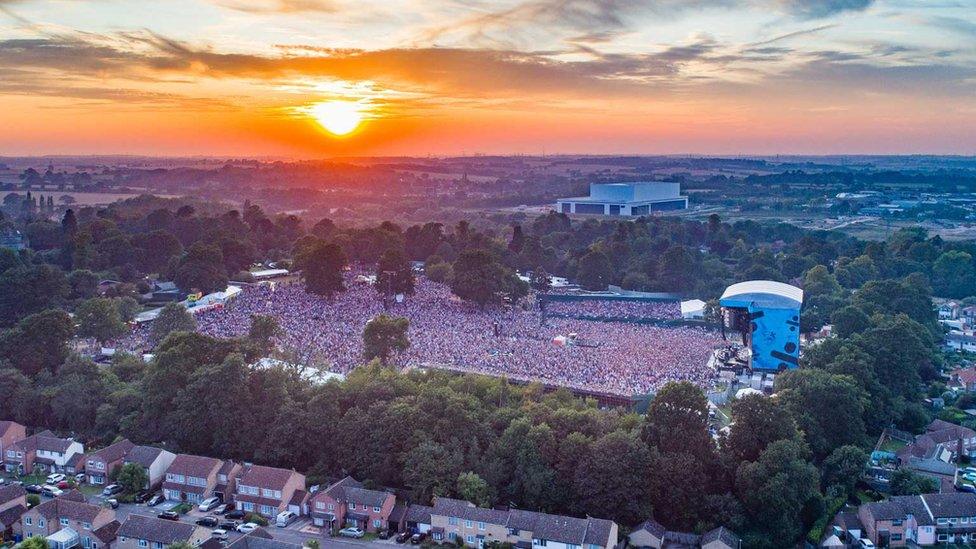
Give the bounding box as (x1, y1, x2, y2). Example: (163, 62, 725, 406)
(720, 280, 803, 309)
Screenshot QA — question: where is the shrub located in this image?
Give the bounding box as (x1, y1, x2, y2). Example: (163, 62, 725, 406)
(244, 513, 269, 526)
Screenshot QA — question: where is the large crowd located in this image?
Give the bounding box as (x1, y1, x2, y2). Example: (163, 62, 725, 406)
(542, 298, 680, 322)
(181, 274, 722, 395)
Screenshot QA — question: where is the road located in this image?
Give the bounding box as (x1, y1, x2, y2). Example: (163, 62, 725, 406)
(87, 494, 394, 549)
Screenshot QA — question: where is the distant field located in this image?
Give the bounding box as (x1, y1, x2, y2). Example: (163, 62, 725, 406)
(36, 191, 178, 206)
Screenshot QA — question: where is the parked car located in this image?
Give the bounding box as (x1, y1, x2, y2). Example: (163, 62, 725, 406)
(410, 533, 426, 545)
(41, 485, 63, 498)
(395, 532, 411, 544)
(56, 481, 70, 489)
(158, 511, 180, 521)
(196, 516, 219, 528)
(46, 473, 65, 484)
(226, 510, 246, 520)
(101, 484, 123, 497)
(25, 485, 42, 494)
(198, 497, 221, 512)
(147, 494, 165, 507)
(213, 503, 233, 515)
(211, 529, 229, 541)
(74, 473, 86, 484)
(106, 499, 119, 509)
(219, 520, 241, 531)
(378, 530, 392, 540)
(275, 511, 297, 528)
(133, 491, 152, 504)
(236, 523, 259, 534)
(340, 527, 365, 539)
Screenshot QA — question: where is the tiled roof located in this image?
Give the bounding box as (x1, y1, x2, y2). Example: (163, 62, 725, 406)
(633, 519, 666, 539)
(0, 484, 26, 503)
(94, 520, 121, 544)
(118, 515, 197, 544)
(289, 490, 307, 506)
(11, 431, 74, 454)
(124, 445, 164, 467)
(582, 517, 615, 546)
(239, 465, 300, 491)
(405, 504, 433, 524)
(227, 528, 301, 549)
(32, 495, 103, 522)
(0, 504, 26, 528)
(701, 526, 740, 547)
(344, 486, 392, 508)
(922, 493, 976, 518)
(0, 421, 24, 437)
(89, 439, 135, 464)
(167, 454, 221, 478)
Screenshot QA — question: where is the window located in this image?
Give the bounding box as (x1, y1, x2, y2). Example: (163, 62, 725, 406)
(120, 537, 127, 543)
(92, 543, 98, 549)
(449, 518, 458, 526)
(508, 529, 519, 536)
(38, 519, 45, 528)
(262, 489, 274, 498)
(166, 473, 185, 484)
(97, 462, 104, 470)
(938, 534, 949, 542)
(362, 504, 368, 511)
(478, 522, 485, 531)
(374, 506, 381, 513)
(24, 517, 32, 526)
(589, 544, 601, 549)
(892, 519, 903, 526)
(465, 520, 473, 528)
(348, 503, 354, 511)
(533, 539, 547, 547)
(315, 502, 325, 510)
(219, 474, 227, 482)
(566, 545, 579, 549)
(432, 533, 443, 541)
(274, 491, 282, 499)
(139, 540, 148, 547)
(448, 533, 457, 541)
(467, 536, 475, 544)
(964, 517, 971, 524)
(83, 522, 91, 530)
(373, 520, 382, 528)
(328, 504, 335, 511)
(938, 518, 949, 525)
(26, 533, 32, 538)
(891, 534, 902, 541)
(950, 518, 959, 524)
(154, 543, 164, 549)
(261, 505, 275, 516)
(242, 502, 254, 512)
(82, 537, 90, 548)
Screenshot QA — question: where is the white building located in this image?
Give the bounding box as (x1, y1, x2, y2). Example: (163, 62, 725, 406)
(556, 182, 689, 216)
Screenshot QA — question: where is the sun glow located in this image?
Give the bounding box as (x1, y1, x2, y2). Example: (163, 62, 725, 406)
(310, 100, 364, 136)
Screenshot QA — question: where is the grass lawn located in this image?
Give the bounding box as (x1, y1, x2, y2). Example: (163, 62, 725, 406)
(879, 438, 907, 453)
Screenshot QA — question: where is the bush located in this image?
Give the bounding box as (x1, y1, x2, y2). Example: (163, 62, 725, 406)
(244, 513, 269, 526)
(27, 494, 40, 508)
(425, 262, 451, 283)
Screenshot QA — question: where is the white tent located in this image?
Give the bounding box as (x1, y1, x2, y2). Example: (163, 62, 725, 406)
(735, 387, 764, 399)
(681, 299, 706, 319)
(821, 534, 845, 547)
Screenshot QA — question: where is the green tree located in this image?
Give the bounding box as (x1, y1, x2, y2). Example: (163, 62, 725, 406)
(376, 248, 415, 298)
(830, 305, 871, 338)
(821, 445, 867, 496)
(19, 535, 48, 549)
(75, 298, 126, 344)
(530, 267, 552, 293)
(889, 468, 938, 495)
(723, 393, 802, 464)
(932, 250, 976, 298)
(642, 382, 716, 458)
(363, 315, 410, 365)
(116, 462, 149, 494)
(577, 250, 612, 291)
(0, 309, 74, 375)
(450, 250, 526, 308)
(174, 242, 228, 294)
(735, 439, 823, 546)
(775, 369, 867, 461)
(67, 269, 99, 299)
(150, 302, 197, 345)
(402, 440, 463, 502)
(574, 431, 652, 527)
(456, 472, 493, 508)
(295, 240, 347, 297)
(248, 314, 282, 354)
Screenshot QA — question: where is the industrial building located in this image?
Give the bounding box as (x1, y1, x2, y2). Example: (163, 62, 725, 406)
(719, 280, 803, 372)
(556, 182, 688, 216)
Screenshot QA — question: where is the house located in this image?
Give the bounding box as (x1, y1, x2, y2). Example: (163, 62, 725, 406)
(115, 514, 209, 549)
(946, 333, 976, 353)
(428, 497, 619, 549)
(93, 520, 121, 549)
(226, 527, 301, 549)
(21, 491, 116, 549)
(234, 465, 305, 519)
(161, 454, 224, 504)
(858, 492, 976, 546)
(404, 504, 433, 534)
(214, 460, 242, 503)
(4, 430, 84, 475)
(950, 368, 976, 392)
(0, 421, 27, 462)
(939, 302, 961, 320)
(0, 484, 27, 539)
(962, 306, 976, 326)
(86, 440, 135, 486)
(629, 519, 740, 549)
(308, 476, 394, 533)
(897, 420, 976, 464)
(121, 446, 176, 491)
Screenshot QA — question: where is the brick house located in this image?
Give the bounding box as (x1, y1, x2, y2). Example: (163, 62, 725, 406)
(898, 420, 976, 463)
(21, 491, 116, 549)
(3, 430, 84, 475)
(121, 446, 176, 491)
(858, 493, 976, 546)
(309, 476, 395, 533)
(428, 497, 619, 549)
(161, 454, 223, 503)
(629, 520, 740, 549)
(234, 465, 305, 518)
(214, 460, 242, 503)
(0, 484, 27, 539)
(86, 439, 135, 486)
(0, 421, 27, 463)
(116, 514, 209, 549)
(950, 368, 976, 393)
(226, 527, 302, 549)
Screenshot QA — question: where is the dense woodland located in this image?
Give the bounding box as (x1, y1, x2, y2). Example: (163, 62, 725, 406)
(0, 194, 967, 548)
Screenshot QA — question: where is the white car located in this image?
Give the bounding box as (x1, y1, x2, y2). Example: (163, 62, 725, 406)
(41, 485, 63, 498)
(339, 527, 365, 539)
(275, 511, 297, 528)
(46, 473, 66, 485)
(198, 497, 221, 512)
(236, 522, 259, 534)
(211, 529, 229, 541)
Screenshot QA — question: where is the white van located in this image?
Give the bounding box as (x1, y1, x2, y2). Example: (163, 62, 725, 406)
(275, 511, 297, 528)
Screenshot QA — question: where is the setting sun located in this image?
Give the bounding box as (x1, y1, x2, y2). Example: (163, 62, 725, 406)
(310, 100, 364, 136)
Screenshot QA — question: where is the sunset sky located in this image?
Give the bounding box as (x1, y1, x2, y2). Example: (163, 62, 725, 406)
(0, 0, 974, 157)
